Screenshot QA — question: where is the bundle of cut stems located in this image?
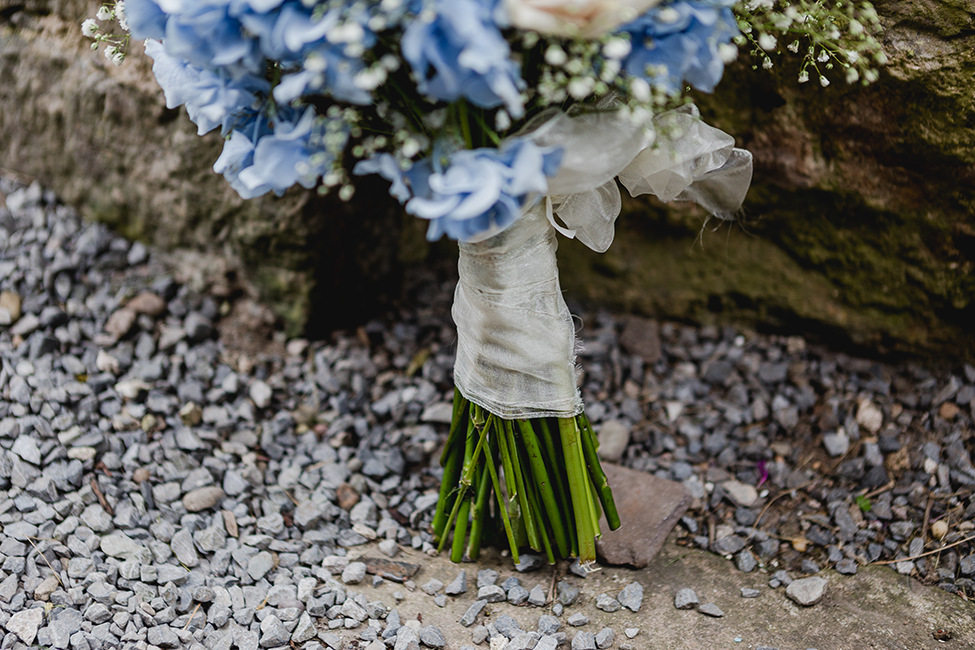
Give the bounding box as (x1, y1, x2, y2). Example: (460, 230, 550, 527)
(432, 388, 620, 565)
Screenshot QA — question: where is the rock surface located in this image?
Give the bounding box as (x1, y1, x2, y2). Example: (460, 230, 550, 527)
(786, 577, 828, 607)
(595, 464, 692, 568)
(0, 2, 404, 336)
(2, 2, 974, 358)
(557, 0, 975, 361)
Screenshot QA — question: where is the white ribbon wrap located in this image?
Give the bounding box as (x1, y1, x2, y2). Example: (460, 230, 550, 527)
(454, 105, 753, 418)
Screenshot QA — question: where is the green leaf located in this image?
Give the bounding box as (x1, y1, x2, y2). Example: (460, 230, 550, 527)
(855, 495, 872, 512)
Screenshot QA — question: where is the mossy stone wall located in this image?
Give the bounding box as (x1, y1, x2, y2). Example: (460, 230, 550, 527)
(561, 0, 974, 360)
(1, 0, 972, 358)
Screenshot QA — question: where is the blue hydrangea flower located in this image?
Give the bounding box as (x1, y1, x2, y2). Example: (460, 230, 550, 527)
(145, 40, 269, 135)
(402, 0, 525, 117)
(213, 127, 270, 199)
(124, 0, 168, 40)
(352, 153, 412, 203)
(356, 138, 562, 241)
(163, 4, 265, 77)
(236, 3, 378, 105)
(236, 107, 320, 194)
(620, 0, 738, 94)
(272, 45, 372, 105)
(215, 107, 343, 199)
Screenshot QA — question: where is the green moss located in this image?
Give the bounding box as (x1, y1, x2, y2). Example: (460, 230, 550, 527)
(252, 266, 311, 338)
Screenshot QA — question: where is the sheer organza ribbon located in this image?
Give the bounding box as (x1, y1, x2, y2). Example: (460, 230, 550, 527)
(454, 105, 753, 418)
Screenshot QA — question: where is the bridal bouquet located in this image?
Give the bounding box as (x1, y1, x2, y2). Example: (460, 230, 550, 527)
(87, 0, 884, 565)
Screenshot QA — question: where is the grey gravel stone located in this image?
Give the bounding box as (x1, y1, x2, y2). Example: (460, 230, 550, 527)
(260, 615, 291, 647)
(823, 430, 850, 457)
(379, 539, 400, 557)
(477, 585, 506, 603)
(567, 613, 588, 627)
(170, 528, 199, 567)
(460, 600, 487, 627)
(618, 582, 643, 612)
(595, 593, 621, 612)
(477, 569, 498, 587)
(495, 614, 521, 638)
(445, 570, 468, 595)
(147, 625, 180, 648)
(741, 588, 761, 598)
(507, 585, 529, 605)
(557, 581, 579, 606)
(675, 588, 699, 610)
(736, 549, 758, 573)
(571, 631, 596, 650)
(771, 570, 793, 587)
(248, 551, 274, 581)
(100, 532, 149, 563)
(419, 626, 446, 648)
(528, 585, 547, 607)
(6, 608, 43, 645)
(506, 632, 541, 650)
(786, 577, 828, 606)
(536, 637, 559, 650)
(515, 554, 545, 572)
(595, 628, 615, 649)
(699, 603, 724, 617)
(472, 626, 489, 644)
(538, 615, 561, 635)
(836, 558, 858, 575)
(342, 562, 366, 585)
(11, 435, 41, 465)
(421, 578, 444, 595)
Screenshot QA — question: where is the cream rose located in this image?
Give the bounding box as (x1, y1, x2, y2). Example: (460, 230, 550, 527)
(504, 0, 662, 39)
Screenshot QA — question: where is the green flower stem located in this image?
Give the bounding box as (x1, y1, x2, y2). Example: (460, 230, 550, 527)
(523, 470, 556, 565)
(438, 413, 489, 555)
(495, 416, 525, 547)
(468, 456, 491, 559)
(439, 387, 466, 466)
(504, 419, 541, 551)
(538, 417, 578, 556)
(517, 420, 569, 558)
(433, 395, 620, 566)
(559, 416, 596, 563)
(450, 495, 472, 562)
(578, 414, 621, 531)
(432, 438, 462, 544)
(485, 434, 520, 565)
(432, 391, 467, 541)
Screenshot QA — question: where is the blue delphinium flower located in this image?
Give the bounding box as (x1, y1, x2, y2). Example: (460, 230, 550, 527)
(356, 139, 562, 241)
(620, 0, 738, 94)
(402, 0, 525, 118)
(145, 40, 269, 136)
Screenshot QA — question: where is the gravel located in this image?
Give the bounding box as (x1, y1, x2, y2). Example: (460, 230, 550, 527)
(699, 603, 725, 617)
(2, 178, 974, 650)
(786, 577, 828, 606)
(617, 582, 643, 612)
(675, 588, 699, 610)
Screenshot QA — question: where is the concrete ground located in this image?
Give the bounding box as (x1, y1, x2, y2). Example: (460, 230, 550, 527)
(337, 534, 975, 650)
